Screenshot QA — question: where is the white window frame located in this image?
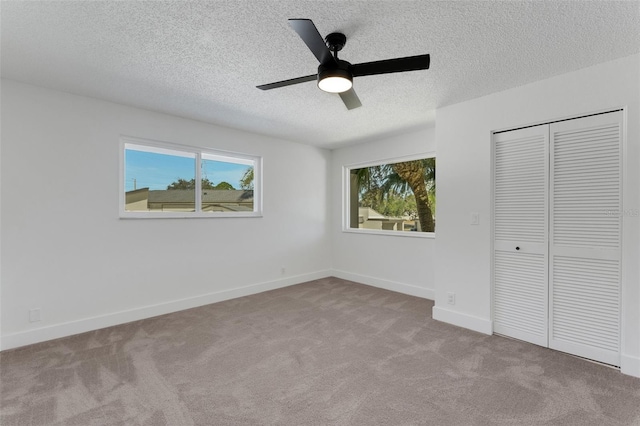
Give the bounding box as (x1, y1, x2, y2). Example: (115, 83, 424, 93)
(119, 136, 262, 219)
(343, 152, 436, 238)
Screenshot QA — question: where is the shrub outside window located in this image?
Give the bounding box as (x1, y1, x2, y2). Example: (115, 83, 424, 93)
(120, 137, 261, 218)
(345, 155, 435, 235)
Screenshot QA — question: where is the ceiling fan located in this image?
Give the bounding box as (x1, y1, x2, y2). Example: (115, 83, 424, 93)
(257, 19, 430, 110)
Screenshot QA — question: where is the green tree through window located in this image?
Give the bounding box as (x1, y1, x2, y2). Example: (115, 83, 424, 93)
(351, 157, 435, 233)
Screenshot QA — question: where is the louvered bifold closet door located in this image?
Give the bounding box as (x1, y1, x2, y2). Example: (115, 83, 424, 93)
(549, 111, 623, 366)
(493, 125, 548, 347)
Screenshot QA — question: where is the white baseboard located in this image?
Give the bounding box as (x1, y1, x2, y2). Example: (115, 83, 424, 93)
(621, 354, 640, 378)
(331, 270, 435, 300)
(431, 305, 493, 335)
(0, 270, 332, 351)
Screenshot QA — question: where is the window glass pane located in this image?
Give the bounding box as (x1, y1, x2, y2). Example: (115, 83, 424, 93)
(121, 139, 261, 218)
(124, 146, 196, 212)
(200, 158, 254, 213)
(349, 157, 435, 233)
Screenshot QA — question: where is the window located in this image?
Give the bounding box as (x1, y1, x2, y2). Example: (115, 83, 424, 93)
(120, 137, 261, 218)
(344, 155, 435, 235)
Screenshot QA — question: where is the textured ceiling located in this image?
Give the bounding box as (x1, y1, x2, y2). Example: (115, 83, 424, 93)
(2, 1, 639, 148)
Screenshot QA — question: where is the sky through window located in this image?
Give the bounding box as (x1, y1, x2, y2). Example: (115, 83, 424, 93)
(125, 149, 251, 192)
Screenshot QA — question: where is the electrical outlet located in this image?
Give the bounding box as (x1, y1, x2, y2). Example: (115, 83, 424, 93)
(281, 266, 286, 275)
(447, 293, 456, 305)
(471, 212, 480, 225)
(29, 308, 41, 323)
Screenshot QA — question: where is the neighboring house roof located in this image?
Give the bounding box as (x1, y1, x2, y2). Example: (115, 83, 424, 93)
(358, 207, 402, 221)
(359, 207, 385, 220)
(126, 188, 150, 196)
(147, 190, 253, 203)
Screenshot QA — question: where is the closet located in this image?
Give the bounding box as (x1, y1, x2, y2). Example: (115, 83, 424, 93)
(492, 110, 623, 366)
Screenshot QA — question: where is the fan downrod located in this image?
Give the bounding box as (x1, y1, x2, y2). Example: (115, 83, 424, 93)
(325, 32, 347, 52)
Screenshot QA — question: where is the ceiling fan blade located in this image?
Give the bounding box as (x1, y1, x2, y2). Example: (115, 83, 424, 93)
(339, 88, 362, 110)
(288, 19, 337, 66)
(257, 74, 317, 90)
(352, 54, 430, 77)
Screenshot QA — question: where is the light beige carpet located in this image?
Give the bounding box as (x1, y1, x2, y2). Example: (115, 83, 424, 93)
(2, 277, 640, 425)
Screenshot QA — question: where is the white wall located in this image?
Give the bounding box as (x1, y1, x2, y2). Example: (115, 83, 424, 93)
(330, 128, 437, 299)
(0, 80, 332, 349)
(3, 55, 639, 378)
(433, 54, 640, 377)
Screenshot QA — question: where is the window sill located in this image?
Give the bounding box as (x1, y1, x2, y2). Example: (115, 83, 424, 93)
(120, 211, 263, 219)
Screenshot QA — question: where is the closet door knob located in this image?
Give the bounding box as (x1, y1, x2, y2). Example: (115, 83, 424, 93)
(515, 246, 520, 251)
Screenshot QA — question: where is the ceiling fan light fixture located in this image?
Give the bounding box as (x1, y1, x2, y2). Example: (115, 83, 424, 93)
(257, 19, 430, 110)
(317, 67, 352, 93)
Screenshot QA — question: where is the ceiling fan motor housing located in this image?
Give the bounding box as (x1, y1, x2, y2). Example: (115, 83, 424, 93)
(318, 60, 352, 80)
